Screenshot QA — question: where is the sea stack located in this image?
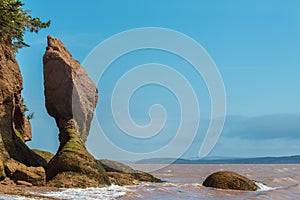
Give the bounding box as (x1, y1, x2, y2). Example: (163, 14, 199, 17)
(43, 35, 97, 143)
(43, 36, 110, 187)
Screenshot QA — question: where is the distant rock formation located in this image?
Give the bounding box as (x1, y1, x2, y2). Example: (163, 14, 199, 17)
(43, 36, 110, 187)
(0, 37, 47, 183)
(203, 171, 258, 191)
(100, 159, 162, 185)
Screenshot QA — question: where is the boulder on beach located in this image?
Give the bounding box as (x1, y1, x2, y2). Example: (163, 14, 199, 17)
(203, 171, 258, 191)
(4, 159, 45, 186)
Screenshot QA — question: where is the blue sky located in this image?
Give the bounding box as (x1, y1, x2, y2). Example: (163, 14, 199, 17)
(17, 0, 300, 160)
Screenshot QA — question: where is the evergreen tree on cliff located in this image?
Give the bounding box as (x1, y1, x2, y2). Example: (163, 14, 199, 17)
(0, 0, 50, 50)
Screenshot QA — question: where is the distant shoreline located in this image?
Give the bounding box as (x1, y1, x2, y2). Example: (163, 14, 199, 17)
(135, 155, 300, 164)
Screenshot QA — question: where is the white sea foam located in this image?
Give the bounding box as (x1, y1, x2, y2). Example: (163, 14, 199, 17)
(29, 185, 128, 200)
(254, 181, 275, 191)
(0, 195, 36, 200)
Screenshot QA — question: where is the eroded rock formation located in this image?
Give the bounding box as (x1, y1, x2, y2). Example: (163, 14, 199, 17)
(43, 36, 110, 187)
(43, 36, 162, 188)
(43, 35, 97, 143)
(0, 38, 47, 181)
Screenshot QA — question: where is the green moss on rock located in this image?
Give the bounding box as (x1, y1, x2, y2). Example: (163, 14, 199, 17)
(32, 150, 54, 163)
(46, 127, 110, 187)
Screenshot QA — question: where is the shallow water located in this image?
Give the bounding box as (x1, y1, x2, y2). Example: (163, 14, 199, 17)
(0, 164, 299, 199)
(121, 164, 300, 200)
